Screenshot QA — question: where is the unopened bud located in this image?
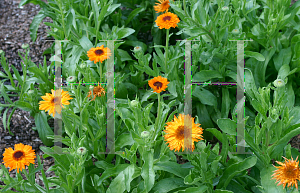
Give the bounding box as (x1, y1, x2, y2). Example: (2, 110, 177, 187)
(130, 100, 139, 108)
(77, 147, 87, 155)
(21, 44, 29, 49)
(232, 29, 240, 35)
(141, 131, 150, 138)
(67, 76, 76, 83)
(133, 46, 142, 53)
(89, 85, 94, 90)
(273, 79, 285, 88)
(0, 50, 3, 55)
(192, 44, 199, 51)
(28, 90, 34, 95)
(54, 28, 58, 32)
(80, 63, 87, 69)
(221, 6, 229, 11)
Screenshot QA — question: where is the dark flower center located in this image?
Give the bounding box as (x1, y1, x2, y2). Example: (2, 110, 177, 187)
(153, 81, 163, 89)
(95, 49, 104, 56)
(163, 16, 171, 21)
(177, 126, 185, 140)
(13, 151, 24, 159)
(51, 96, 61, 105)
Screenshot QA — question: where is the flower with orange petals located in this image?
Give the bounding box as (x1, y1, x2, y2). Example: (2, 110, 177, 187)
(272, 156, 300, 190)
(2, 143, 36, 173)
(87, 45, 112, 64)
(154, 0, 170, 13)
(155, 12, 180, 29)
(148, 76, 170, 93)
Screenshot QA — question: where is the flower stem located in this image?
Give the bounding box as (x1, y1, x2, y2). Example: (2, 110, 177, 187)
(99, 62, 102, 83)
(165, 29, 170, 72)
(152, 93, 161, 142)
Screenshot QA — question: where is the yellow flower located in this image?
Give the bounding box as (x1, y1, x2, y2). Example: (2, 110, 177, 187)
(2, 143, 36, 173)
(272, 156, 300, 190)
(164, 114, 203, 152)
(87, 83, 106, 101)
(148, 76, 170, 93)
(154, 0, 170, 13)
(155, 12, 180, 29)
(87, 45, 112, 64)
(39, 89, 73, 117)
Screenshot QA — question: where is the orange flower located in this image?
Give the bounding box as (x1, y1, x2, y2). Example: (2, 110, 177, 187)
(272, 156, 300, 190)
(155, 12, 180, 29)
(148, 76, 170, 93)
(154, 0, 170, 13)
(87, 45, 112, 64)
(87, 83, 106, 101)
(164, 114, 203, 152)
(39, 89, 73, 117)
(2, 143, 36, 173)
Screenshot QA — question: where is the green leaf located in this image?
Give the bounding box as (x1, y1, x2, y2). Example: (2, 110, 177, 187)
(141, 149, 155, 192)
(277, 64, 290, 80)
(177, 186, 208, 193)
(216, 156, 257, 189)
(115, 133, 134, 151)
(260, 166, 286, 193)
(117, 27, 135, 39)
(289, 106, 300, 125)
(125, 7, 145, 26)
(107, 164, 136, 193)
(217, 118, 237, 135)
(193, 70, 223, 82)
(14, 101, 33, 112)
(96, 164, 130, 186)
(34, 111, 54, 146)
(245, 68, 258, 100)
(273, 48, 292, 71)
(0, 82, 13, 104)
(117, 49, 132, 61)
(154, 161, 190, 178)
(29, 11, 46, 42)
(79, 36, 93, 52)
(244, 51, 265, 61)
(193, 86, 217, 107)
(151, 178, 188, 193)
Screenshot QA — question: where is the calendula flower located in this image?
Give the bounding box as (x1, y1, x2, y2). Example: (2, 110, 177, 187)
(154, 0, 170, 13)
(148, 76, 170, 93)
(164, 114, 203, 152)
(155, 12, 180, 29)
(272, 156, 300, 190)
(39, 89, 73, 117)
(87, 45, 112, 64)
(2, 143, 36, 173)
(87, 83, 106, 101)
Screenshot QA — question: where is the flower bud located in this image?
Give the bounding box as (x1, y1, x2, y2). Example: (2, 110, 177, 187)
(192, 44, 199, 51)
(77, 147, 87, 156)
(54, 28, 58, 32)
(232, 29, 240, 35)
(28, 90, 34, 95)
(21, 44, 29, 49)
(89, 85, 94, 90)
(0, 50, 3, 55)
(130, 100, 139, 108)
(141, 131, 150, 138)
(133, 46, 142, 53)
(67, 76, 76, 83)
(80, 62, 87, 69)
(221, 6, 229, 11)
(273, 79, 285, 88)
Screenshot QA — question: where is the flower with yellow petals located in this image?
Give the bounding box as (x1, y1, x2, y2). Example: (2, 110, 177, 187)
(272, 156, 300, 190)
(164, 114, 203, 152)
(2, 143, 36, 173)
(39, 89, 73, 117)
(148, 76, 170, 93)
(155, 12, 180, 29)
(87, 83, 106, 101)
(87, 45, 112, 64)
(154, 0, 170, 13)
